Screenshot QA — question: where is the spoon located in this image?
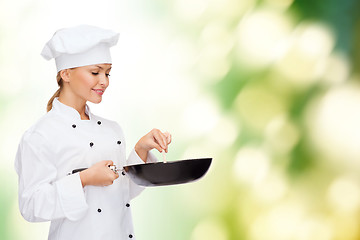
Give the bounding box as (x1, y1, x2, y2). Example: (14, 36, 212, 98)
(162, 131, 171, 163)
(162, 151, 167, 163)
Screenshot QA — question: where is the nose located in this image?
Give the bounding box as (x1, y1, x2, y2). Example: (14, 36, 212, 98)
(99, 74, 109, 87)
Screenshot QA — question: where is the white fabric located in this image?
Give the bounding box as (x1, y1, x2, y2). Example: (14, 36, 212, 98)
(41, 25, 119, 72)
(54, 43, 112, 72)
(15, 98, 157, 240)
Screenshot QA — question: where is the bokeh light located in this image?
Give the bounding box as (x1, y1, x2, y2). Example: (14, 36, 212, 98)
(2, 0, 360, 239)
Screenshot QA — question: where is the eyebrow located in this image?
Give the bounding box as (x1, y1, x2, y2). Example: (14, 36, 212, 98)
(94, 65, 112, 71)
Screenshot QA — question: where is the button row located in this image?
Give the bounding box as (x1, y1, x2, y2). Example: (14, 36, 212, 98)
(71, 121, 131, 239)
(97, 203, 130, 214)
(70, 123, 122, 148)
(96, 205, 132, 238)
(71, 120, 102, 129)
(88, 140, 122, 148)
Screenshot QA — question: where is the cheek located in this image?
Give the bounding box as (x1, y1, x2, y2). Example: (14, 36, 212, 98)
(76, 73, 97, 89)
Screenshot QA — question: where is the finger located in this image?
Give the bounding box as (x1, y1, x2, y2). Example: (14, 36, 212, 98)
(147, 137, 164, 152)
(157, 130, 168, 149)
(112, 171, 119, 180)
(164, 132, 171, 153)
(160, 131, 170, 149)
(153, 130, 167, 149)
(107, 169, 118, 180)
(167, 133, 172, 144)
(150, 141, 163, 153)
(164, 131, 172, 144)
(105, 160, 114, 166)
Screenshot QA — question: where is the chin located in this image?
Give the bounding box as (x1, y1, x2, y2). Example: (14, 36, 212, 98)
(88, 98, 102, 104)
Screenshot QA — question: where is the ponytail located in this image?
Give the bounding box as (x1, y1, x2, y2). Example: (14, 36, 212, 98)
(47, 72, 63, 112)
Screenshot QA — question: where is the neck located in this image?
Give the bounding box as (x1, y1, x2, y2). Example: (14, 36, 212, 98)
(58, 93, 89, 120)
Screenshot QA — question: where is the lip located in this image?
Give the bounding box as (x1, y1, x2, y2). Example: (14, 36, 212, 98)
(92, 89, 104, 96)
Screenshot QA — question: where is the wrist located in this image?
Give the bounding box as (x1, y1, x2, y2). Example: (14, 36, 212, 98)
(135, 144, 148, 163)
(135, 143, 145, 156)
(79, 170, 89, 187)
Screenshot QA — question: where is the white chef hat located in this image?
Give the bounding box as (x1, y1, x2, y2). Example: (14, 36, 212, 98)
(41, 25, 119, 72)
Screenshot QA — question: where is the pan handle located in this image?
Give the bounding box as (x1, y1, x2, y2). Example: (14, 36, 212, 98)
(71, 165, 120, 174)
(72, 168, 88, 174)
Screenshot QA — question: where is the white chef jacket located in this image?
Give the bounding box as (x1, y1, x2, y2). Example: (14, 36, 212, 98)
(15, 98, 157, 240)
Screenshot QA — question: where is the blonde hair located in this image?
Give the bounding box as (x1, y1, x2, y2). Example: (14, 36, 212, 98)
(47, 72, 63, 112)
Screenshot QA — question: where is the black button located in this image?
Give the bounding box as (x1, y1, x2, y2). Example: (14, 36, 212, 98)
(90, 142, 94, 147)
(122, 171, 125, 176)
(126, 203, 130, 207)
(72, 124, 76, 128)
(117, 140, 122, 145)
(129, 234, 133, 238)
(97, 121, 101, 125)
(97, 208, 101, 213)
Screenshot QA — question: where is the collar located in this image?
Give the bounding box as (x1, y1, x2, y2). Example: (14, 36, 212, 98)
(52, 98, 92, 121)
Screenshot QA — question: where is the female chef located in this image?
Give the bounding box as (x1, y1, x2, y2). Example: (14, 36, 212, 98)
(15, 25, 171, 240)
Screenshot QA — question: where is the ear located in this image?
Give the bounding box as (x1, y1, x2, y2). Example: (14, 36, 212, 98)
(60, 69, 71, 83)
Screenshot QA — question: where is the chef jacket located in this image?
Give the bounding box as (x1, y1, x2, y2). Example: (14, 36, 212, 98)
(15, 98, 157, 240)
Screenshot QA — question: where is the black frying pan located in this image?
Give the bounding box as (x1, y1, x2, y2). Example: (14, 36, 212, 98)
(72, 158, 212, 187)
(124, 158, 212, 187)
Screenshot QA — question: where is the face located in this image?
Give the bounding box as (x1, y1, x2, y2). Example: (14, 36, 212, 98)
(61, 64, 112, 104)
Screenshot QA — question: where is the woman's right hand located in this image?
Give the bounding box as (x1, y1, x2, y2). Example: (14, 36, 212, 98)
(79, 160, 119, 187)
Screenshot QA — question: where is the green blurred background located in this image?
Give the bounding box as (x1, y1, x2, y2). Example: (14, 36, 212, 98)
(1, 0, 360, 239)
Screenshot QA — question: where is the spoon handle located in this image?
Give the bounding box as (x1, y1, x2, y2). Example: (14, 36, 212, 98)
(162, 151, 167, 163)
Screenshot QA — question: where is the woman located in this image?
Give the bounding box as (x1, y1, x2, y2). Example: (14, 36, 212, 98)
(15, 25, 171, 240)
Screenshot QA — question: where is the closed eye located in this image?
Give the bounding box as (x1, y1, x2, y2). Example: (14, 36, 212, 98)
(92, 72, 99, 75)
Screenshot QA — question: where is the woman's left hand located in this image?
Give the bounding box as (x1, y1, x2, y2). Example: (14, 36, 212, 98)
(135, 129, 172, 162)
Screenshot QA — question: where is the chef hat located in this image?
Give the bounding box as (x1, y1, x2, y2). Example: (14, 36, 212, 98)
(41, 25, 119, 72)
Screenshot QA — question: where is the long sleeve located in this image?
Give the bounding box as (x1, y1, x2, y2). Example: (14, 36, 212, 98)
(127, 149, 158, 199)
(15, 131, 88, 222)
(111, 122, 158, 199)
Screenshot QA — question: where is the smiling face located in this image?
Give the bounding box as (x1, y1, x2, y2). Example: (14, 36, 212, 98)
(60, 63, 112, 105)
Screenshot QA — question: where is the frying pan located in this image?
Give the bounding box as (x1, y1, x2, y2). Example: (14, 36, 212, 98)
(72, 158, 212, 187)
(123, 158, 212, 187)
